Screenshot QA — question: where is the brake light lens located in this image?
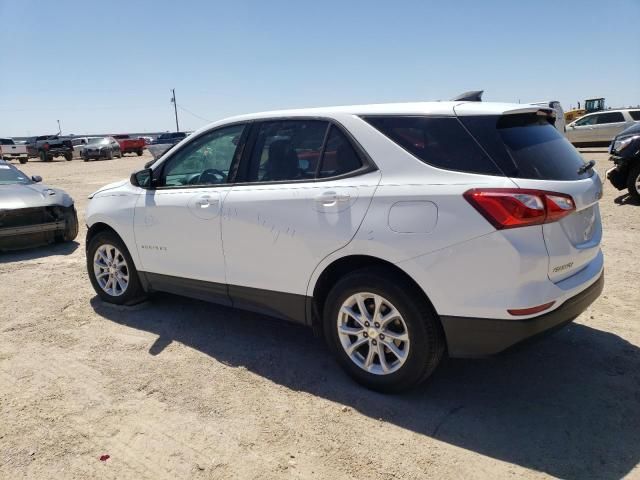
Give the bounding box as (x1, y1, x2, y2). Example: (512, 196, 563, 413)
(464, 188, 575, 229)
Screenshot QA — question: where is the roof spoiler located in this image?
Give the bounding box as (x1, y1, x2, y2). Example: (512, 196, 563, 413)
(451, 90, 484, 102)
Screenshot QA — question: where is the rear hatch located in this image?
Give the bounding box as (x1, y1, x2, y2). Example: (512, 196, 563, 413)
(455, 105, 602, 283)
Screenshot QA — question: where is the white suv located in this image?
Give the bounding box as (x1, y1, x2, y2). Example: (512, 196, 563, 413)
(86, 102, 604, 392)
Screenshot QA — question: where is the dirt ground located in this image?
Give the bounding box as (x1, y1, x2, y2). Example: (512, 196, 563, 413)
(0, 149, 638, 480)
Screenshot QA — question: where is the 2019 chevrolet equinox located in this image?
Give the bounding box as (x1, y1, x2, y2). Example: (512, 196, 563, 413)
(85, 101, 604, 392)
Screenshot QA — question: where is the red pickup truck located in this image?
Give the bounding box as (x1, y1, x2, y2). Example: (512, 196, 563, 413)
(112, 134, 145, 156)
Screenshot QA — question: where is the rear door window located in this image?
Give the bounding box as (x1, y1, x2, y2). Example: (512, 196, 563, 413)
(460, 113, 593, 181)
(596, 112, 624, 124)
(363, 116, 501, 175)
(247, 120, 328, 182)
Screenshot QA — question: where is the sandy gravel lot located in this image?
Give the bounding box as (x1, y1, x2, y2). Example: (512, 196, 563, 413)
(1, 150, 638, 479)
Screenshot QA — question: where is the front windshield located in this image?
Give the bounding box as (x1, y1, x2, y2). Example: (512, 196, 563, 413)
(89, 137, 109, 145)
(0, 165, 31, 185)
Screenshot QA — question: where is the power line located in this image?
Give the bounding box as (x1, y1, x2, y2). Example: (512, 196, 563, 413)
(175, 104, 212, 123)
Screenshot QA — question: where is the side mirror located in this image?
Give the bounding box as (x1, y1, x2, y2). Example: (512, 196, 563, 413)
(31, 175, 42, 183)
(130, 168, 154, 189)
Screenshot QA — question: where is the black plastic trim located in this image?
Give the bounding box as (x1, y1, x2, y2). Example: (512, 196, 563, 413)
(140, 272, 308, 324)
(440, 272, 604, 358)
(228, 284, 307, 324)
(144, 272, 232, 306)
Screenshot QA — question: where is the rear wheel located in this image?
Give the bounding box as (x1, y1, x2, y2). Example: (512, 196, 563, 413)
(137, 149, 143, 156)
(627, 163, 640, 202)
(64, 152, 72, 161)
(87, 231, 146, 305)
(323, 267, 444, 392)
(19, 158, 27, 164)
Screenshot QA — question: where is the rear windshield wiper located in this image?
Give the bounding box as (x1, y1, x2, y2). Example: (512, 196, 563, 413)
(577, 160, 596, 175)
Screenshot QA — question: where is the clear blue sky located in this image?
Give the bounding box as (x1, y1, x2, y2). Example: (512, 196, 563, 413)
(1, 0, 639, 137)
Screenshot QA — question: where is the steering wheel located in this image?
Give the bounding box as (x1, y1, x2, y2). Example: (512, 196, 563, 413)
(193, 168, 225, 185)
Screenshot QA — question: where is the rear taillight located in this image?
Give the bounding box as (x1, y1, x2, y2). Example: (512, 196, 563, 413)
(464, 188, 575, 230)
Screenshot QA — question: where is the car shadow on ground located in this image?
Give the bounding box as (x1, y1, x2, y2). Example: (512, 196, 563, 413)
(92, 294, 640, 480)
(0, 240, 79, 263)
(614, 193, 640, 206)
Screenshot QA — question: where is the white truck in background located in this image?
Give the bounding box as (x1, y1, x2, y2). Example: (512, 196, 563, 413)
(0, 138, 29, 164)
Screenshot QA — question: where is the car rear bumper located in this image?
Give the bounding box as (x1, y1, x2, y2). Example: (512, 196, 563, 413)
(441, 272, 604, 357)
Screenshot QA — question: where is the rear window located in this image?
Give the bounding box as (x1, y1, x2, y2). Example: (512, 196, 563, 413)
(0, 139, 14, 145)
(629, 111, 640, 121)
(459, 113, 593, 181)
(364, 116, 501, 175)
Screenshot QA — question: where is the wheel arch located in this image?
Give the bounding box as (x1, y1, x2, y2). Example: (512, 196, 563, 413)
(86, 221, 141, 269)
(309, 254, 440, 336)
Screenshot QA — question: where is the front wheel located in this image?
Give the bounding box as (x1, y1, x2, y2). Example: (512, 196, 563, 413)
(323, 268, 445, 393)
(55, 208, 79, 243)
(64, 152, 73, 161)
(87, 231, 146, 305)
(19, 158, 27, 164)
(137, 149, 143, 156)
(627, 163, 640, 202)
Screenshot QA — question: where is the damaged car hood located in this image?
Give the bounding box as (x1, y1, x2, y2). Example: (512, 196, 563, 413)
(0, 183, 73, 210)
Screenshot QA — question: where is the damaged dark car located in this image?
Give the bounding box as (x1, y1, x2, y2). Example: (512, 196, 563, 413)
(0, 160, 78, 250)
(607, 122, 640, 202)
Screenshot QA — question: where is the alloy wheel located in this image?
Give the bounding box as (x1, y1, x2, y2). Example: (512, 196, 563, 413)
(337, 292, 410, 375)
(93, 244, 129, 296)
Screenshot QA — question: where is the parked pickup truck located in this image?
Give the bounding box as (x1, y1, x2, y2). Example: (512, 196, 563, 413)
(112, 134, 145, 156)
(26, 136, 73, 162)
(147, 131, 188, 160)
(0, 138, 29, 164)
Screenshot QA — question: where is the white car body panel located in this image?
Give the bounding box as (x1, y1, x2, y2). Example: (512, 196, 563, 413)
(86, 100, 604, 351)
(222, 171, 381, 296)
(133, 186, 231, 285)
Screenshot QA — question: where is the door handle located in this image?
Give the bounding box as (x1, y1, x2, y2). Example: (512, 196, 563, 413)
(194, 195, 219, 208)
(315, 191, 351, 205)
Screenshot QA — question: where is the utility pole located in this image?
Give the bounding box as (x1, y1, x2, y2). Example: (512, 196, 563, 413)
(170, 89, 180, 132)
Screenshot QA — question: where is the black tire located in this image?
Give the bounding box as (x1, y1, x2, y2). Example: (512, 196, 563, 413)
(627, 163, 640, 202)
(106, 149, 113, 160)
(19, 158, 27, 164)
(323, 267, 445, 393)
(55, 208, 79, 243)
(137, 149, 143, 156)
(64, 152, 73, 161)
(87, 230, 147, 306)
